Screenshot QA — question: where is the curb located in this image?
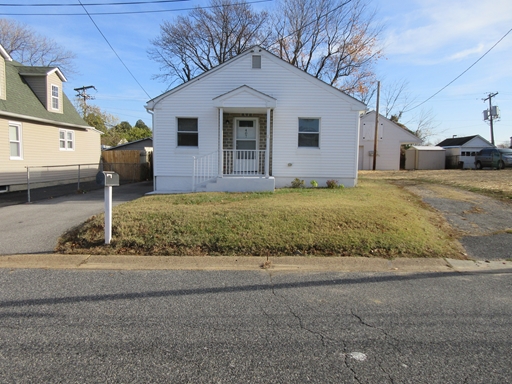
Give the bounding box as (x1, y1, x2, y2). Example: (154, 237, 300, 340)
(1, 254, 510, 273)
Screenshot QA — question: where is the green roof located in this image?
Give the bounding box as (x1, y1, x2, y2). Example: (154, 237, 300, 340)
(0, 60, 90, 129)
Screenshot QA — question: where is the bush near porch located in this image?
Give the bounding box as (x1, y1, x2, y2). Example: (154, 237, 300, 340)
(57, 178, 464, 258)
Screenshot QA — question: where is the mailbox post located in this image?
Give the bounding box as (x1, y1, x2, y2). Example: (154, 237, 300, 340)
(96, 171, 120, 244)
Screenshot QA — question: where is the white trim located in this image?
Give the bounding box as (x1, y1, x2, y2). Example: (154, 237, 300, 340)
(8, 121, 23, 160)
(298, 117, 321, 149)
(59, 129, 75, 151)
(176, 117, 199, 148)
(51, 84, 60, 110)
(0, 110, 92, 130)
(234, 117, 259, 172)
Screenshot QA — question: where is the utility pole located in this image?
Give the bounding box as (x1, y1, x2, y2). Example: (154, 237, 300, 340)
(372, 81, 380, 171)
(483, 92, 498, 146)
(74, 85, 96, 117)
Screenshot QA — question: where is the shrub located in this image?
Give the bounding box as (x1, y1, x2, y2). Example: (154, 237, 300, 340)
(291, 178, 305, 188)
(310, 180, 318, 188)
(326, 179, 339, 189)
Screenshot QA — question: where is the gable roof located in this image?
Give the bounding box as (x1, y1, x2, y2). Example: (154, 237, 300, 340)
(361, 111, 420, 141)
(146, 45, 366, 111)
(437, 135, 492, 147)
(0, 60, 90, 129)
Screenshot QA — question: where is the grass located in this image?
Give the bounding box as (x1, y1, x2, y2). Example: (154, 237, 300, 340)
(359, 169, 512, 200)
(57, 179, 464, 258)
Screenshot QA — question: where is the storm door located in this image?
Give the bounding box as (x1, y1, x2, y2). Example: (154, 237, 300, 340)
(235, 119, 258, 173)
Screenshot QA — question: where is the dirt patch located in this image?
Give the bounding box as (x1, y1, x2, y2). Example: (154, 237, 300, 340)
(359, 169, 512, 199)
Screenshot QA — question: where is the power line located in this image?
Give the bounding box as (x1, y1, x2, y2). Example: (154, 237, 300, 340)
(77, 0, 151, 99)
(0, 0, 272, 15)
(403, 27, 512, 113)
(0, 0, 187, 6)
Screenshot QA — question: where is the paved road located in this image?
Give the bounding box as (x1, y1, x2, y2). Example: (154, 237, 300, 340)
(0, 181, 153, 255)
(0, 268, 510, 383)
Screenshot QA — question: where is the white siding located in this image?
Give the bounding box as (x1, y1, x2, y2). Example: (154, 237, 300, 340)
(359, 112, 421, 170)
(151, 50, 365, 191)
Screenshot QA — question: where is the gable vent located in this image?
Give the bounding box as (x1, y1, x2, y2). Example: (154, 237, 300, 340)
(252, 55, 261, 69)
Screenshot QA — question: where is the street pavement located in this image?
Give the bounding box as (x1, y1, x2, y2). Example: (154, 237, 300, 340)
(0, 181, 153, 255)
(0, 268, 510, 383)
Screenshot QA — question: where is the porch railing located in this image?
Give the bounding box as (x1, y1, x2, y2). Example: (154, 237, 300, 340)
(223, 150, 266, 176)
(193, 150, 267, 191)
(192, 151, 218, 191)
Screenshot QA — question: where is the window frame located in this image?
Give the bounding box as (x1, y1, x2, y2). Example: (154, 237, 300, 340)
(9, 122, 23, 160)
(177, 117, 199, 147)
(298, 118, 320, 148)
(59, 129, 75, 151)
(51, 84, 60, 110)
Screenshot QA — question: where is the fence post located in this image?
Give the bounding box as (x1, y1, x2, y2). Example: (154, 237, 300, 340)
(26, 167, 31, 203)
(77, 164, 81, 191)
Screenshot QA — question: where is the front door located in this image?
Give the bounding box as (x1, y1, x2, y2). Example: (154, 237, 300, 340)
(235, 119, 258, 173)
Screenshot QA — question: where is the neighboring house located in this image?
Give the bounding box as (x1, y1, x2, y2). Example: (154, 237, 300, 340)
(404, 146, 446, 170)
(145, 46, 366, 193)
(437, 135, 493, 169)
(103, 137, 152, 152)
(0, 45, 101, 192)
(359, 111, 421, 170)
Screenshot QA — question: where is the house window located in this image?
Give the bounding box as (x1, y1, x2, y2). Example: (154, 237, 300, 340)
(59, 129, 74, 150)
(51, 85, 59, 110)
(9, 123, 22, 159)
(298, 118, 319, 147)
(177, 118, 198, 146)
(252, 55, 261, 69)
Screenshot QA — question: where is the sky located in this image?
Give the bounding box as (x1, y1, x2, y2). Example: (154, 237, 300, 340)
(2, 0, 512, 147)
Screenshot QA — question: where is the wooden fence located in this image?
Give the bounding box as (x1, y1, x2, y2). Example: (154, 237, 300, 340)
(102, 150, 151, 182)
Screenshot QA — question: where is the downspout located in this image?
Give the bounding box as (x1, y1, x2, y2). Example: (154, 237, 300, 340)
(265, 108, 271, 178)
(219, 108, 224, 178)
(146, 108, 155, 191)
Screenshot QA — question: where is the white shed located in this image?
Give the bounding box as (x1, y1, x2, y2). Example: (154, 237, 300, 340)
(359, 111, 421, 170)
(405, 146, 446, 170)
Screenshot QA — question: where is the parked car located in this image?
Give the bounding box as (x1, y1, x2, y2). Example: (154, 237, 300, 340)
(474, 148, 512, 169)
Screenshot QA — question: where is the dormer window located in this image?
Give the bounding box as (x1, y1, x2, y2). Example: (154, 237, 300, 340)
(51, 85, 59, 110)
(252, 55, 261, 69)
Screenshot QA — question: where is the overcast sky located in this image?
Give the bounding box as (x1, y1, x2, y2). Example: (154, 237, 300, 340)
(2, 0, 511, 146)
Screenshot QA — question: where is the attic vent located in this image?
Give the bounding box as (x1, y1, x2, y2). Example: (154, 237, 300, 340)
(252, 55, 261, 69)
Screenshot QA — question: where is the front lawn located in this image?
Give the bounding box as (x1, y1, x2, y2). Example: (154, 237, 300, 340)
(57, 179, 464, 258)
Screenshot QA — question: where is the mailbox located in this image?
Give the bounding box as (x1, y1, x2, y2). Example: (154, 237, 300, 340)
(96, 171, 120, 187)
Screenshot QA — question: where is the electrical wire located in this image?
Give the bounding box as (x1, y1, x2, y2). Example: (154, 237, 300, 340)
(403, 27, 512, 113)
(77, 0, 152, 99)
(0, 0, 272, 16)
(0, 0, 187, 6)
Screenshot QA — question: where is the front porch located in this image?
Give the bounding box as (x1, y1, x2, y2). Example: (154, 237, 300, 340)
(193, 85, 276, 192)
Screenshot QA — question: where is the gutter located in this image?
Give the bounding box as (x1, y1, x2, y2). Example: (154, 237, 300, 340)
(0, 110, 97, 132)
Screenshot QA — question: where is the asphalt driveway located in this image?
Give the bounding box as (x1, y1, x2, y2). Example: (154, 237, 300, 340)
(0, 181, 153, 255)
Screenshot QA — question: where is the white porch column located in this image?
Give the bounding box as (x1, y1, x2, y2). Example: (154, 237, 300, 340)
(265, 108, 271, 178)
(219, 108, 223, 178)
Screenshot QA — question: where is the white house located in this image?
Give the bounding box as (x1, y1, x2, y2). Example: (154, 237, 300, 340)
(359, 111, 421, 170)
(436, 135, 493, 169)
(145, 46, 366, 193)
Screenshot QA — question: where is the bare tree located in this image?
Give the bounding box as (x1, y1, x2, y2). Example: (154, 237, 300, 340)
(267, 0, 382, 95)
(403, 107, 442, 144)
(0, 18, 76, 76)
(148, 0, 269, 85)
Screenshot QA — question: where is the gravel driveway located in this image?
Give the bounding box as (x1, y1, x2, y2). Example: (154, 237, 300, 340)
(401, 182, 512, 261)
